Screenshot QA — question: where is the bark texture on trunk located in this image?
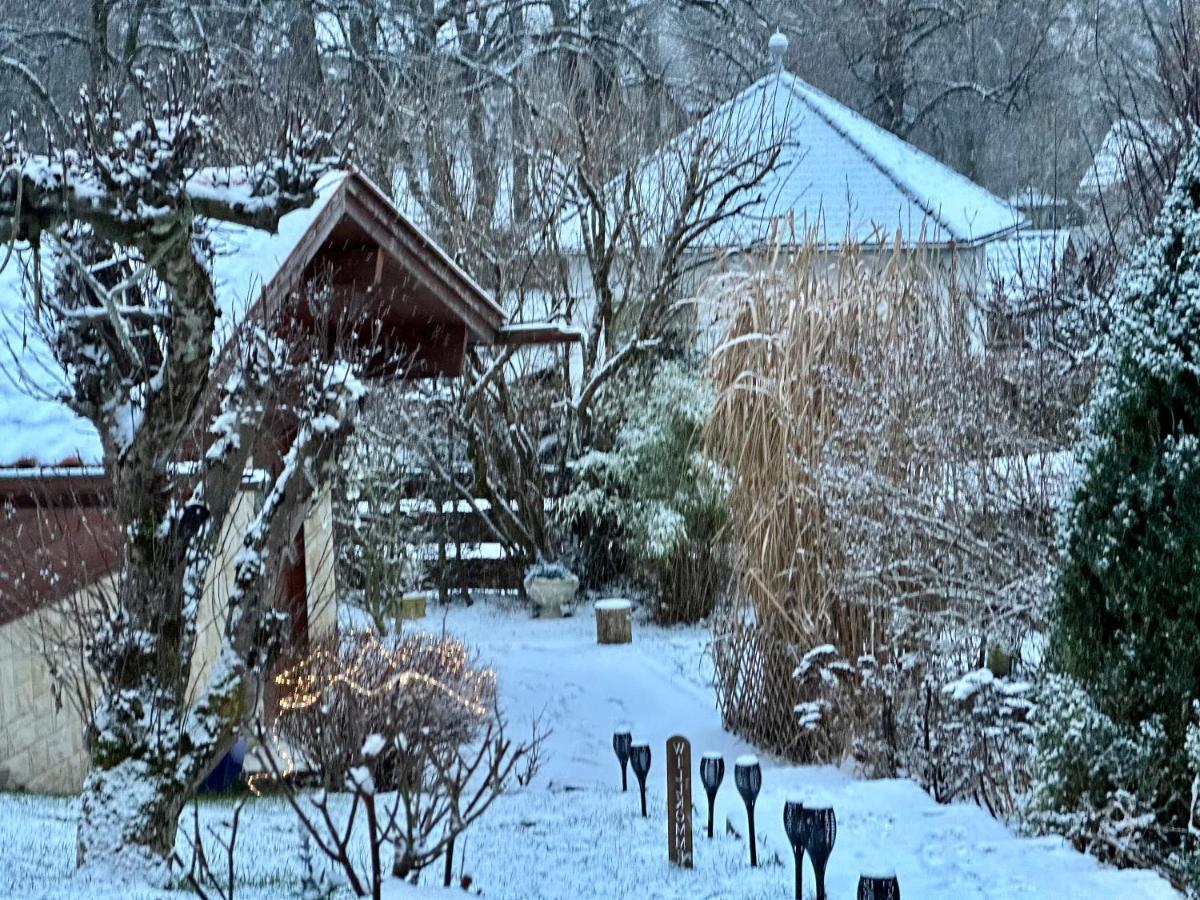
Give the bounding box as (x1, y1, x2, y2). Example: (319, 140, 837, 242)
(0, 124, 348, 883)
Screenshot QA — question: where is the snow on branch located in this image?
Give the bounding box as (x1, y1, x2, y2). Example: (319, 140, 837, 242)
(0, 64, 344, 244)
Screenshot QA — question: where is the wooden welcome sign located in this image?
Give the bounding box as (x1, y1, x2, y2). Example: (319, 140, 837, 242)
(667, 735, 694, 868)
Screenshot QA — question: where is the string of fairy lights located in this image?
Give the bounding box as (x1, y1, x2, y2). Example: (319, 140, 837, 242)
(248, 630, 496, 795)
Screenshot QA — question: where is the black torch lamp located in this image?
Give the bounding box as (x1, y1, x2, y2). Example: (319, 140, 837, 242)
(799, 805, 837, 900)
(699, 752, 725, 839)
(733, 756, 762, 867)
(629, 741, 652, 817)
(858, 873, 900, 900)
(612, 727, 633, 792)
(783, 797, 806, 900)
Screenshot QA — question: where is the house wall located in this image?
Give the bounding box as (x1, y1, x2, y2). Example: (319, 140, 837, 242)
(303, 486, 338, 641)
(187, 487, 258, 706)
(562, 243, 993, 386)
(0, 578, 107, 793)
(0, 485, 340, 794)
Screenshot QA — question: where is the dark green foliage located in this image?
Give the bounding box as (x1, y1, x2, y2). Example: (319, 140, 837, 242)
(1035, 135, 1200, 884)
(562, 360, 729, 622)
(1052, 133, 1200, 745)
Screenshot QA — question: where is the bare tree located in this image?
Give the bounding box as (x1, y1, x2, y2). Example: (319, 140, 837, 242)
(402, 52, 782, 566)
(1088, 0, 1200, 239)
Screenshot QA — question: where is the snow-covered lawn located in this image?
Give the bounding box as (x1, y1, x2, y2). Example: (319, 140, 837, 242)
(0, 601, 1181, 899)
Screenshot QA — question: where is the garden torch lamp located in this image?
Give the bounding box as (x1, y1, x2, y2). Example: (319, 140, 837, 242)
(733, 755, 762, 866)
(630, 741, 652, 817)
(783, 797, 806, 900)
(858, 872, 901, 900)
(799, 804, 837, 900)
(699, 752, 725, 839)
(613, 726, 633, 792)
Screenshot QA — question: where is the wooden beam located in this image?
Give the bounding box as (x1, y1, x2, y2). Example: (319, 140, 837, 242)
(494, 323, 584, 346)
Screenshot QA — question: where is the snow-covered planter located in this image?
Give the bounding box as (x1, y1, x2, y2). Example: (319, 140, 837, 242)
(524, 561, 578, 618)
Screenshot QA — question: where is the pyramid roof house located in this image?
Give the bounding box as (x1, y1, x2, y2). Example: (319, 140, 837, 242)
(561, 54, 1024, 252)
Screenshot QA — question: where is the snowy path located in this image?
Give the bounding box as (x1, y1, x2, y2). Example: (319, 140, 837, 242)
(0, 601, 1181, 899)
(433, 603, 1178, 900)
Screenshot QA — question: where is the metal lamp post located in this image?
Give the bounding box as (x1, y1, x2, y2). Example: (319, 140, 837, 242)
(613, 727, 633, 792)
(733, 756, 762, 867)
(798, 805, 837, 900)
(630, 742, 652, 817)
(858, 873, 901, 900)
(699, 752, 725, 839)
(783, 798, 806, 900)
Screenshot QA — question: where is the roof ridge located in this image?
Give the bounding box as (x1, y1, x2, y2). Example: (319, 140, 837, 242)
(772, 71, 1019, 244)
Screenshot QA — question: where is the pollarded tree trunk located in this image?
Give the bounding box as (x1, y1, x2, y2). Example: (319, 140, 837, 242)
(0, 72, 357, 883)
(77, 710, 197, 877)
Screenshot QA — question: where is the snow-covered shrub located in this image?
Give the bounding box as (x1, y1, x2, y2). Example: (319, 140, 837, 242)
(275, 631, 497, 792)
(1024, 674, 1176, 873)
(791, 642, 1037, 816)
(562, 361, 729, 622)
(1030, 134, 1200, 888)
(1053, 133, 1200, 751)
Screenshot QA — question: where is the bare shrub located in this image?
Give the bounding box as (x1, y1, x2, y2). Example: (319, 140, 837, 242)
(173, 798, 246, 900)
(256, 630, 541, 897)
(334, 397, 430, 631)
(274, 632, 497, 792)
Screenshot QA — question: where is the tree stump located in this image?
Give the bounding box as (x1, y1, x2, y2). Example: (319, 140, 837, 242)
(595, 599, 633, 644)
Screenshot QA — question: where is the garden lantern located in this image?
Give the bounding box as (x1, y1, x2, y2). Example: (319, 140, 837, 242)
(733, 755, 762, 866)
(699, 752, 725, 839)
(630, 741, 652, 817)
(613, 727, 633, 792)
(799, 805, 837, 900)
(783, 797, 806, 900)
(858, 872, 900, 899)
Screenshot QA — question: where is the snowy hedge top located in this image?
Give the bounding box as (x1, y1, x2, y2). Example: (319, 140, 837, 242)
(558, 68, 1023, 252)
(0, 170, 346, 468)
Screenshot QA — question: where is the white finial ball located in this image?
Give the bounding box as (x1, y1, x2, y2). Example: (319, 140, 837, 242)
(769, 30, 789, 63)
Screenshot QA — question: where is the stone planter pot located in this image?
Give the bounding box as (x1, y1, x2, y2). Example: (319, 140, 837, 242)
(524, 574, 579, 618)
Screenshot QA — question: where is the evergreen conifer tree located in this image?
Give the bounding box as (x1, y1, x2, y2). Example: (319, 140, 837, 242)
(1048, 132, 1200, 831)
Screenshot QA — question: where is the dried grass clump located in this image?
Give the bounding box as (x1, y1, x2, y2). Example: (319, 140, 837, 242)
(706, 241, 1059, 774)
(707, 246, 928, 637)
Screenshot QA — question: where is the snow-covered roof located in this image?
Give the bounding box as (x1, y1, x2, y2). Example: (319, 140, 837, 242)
(0, 171, 345, 468)
(1078, 118, 1176, 197)
(1007, 188, 1071, 211)
(561, 68, 1023, 251)
(984, 228, 1072, 306)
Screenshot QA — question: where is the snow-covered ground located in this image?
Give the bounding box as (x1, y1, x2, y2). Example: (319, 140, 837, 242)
(0, 600, 1181, 899)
